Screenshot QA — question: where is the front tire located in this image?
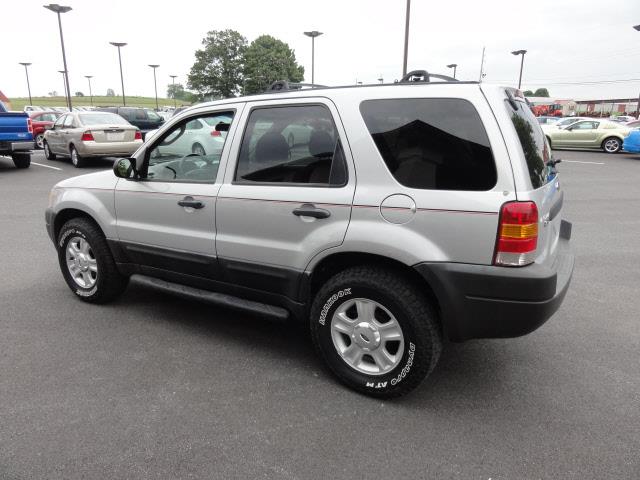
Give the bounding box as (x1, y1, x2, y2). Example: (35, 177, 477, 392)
(57, 218, 128, 303)
(70, 145, 85, 168)
(44, 141, 56, 160)
(602, 137, 621, 154)
(310, 266, 442, 398)
(12, 153, 31, 169)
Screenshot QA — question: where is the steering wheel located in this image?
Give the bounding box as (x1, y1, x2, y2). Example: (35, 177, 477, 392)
(178, 153, 202, 175)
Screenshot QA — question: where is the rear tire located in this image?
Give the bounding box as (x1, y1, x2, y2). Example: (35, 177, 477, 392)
(70, 145, 85, 168)
(57, 218, 128, 303)
(602, 137, 621, 154)
(310, 266, 442, 398)
(44, 141, 56, 160)
(12, 153, 31, 169)
(35, 133, 45, 149)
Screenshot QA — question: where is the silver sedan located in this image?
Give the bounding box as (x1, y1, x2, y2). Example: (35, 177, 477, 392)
(43, 111, 143, 168)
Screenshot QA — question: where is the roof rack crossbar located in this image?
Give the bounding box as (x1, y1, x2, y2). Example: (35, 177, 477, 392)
(399, 70, 459, 83)
(266, 81, 328, 92)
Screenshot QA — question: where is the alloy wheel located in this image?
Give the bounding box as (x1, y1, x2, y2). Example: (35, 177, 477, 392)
(65, 236, 98, 288)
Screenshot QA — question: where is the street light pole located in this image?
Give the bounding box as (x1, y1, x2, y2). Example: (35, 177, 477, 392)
(84, 75, 93, 106)
(58, 70, 68, 107)
(511, 49, 527, 90)
(44, 4, 73, 110)
(634, 26, 640, 118)
(148, 65, 160, 110)
(446, 63, 458, 79)
(303, 31, 323, 84)
(402, 0, 411, 76)
(110, 42, 127, 106)
(169, 75, 177, 108)
(19, 63, 33, 106)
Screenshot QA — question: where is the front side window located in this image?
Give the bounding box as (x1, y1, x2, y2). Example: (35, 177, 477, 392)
(360, 98, 496, 191)
(53, 116, 65, 129)
(235, 105, 346, 185)
(145, 111, 234, 183)
(571, 121, 597, 130)
(146, 110, 161, 121)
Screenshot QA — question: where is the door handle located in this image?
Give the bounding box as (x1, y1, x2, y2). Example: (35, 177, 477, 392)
(178, 196, 205, 209)
(292, 204, 331, 219)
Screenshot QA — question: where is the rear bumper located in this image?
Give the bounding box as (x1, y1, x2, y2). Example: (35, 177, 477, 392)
(414, 220, 574, 341)
(76, 140, 142, 157)
(0, 141, 34, 153)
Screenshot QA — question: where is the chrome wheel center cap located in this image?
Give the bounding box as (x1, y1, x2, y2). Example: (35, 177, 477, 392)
(351, 322, 381, 351)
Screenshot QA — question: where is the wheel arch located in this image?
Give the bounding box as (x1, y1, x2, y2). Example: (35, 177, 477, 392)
(303, 251, 442, 327)
(53, 208, 104, 243)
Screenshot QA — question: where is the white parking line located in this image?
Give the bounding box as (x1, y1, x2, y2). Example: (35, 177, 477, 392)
(563, 160, 605, 165)
(32, 162, 62, 171)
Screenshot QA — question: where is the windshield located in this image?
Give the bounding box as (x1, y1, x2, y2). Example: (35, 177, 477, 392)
(79, 113, 129, 126)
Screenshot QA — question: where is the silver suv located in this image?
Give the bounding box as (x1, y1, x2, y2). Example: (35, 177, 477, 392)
(46, 75, 574, 398)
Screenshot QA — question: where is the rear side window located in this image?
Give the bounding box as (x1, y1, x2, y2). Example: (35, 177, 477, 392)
(506, 98, 552, 189)
(234, 105, 347, 186)
(360, 98, 496, 191)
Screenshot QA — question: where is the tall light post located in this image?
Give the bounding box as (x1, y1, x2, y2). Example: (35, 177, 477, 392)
(19, 62, 33, 106)
(511, 49, 527, 90)
(44, 4, 72, 110)
(169, 75, 177, 108)
(110, 42, 127, 106)
(148, 64, 160, 110)
(303, 31, 323, 84)
(402, 0, 411, 76)
(58, 70, 68, 108)
(446, 63, 458, 79)
(634, 26, 640, 118)
(84, 75, 93, 106)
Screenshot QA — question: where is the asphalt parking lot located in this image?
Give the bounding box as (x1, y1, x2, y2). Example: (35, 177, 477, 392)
(1, 149, 639, 479)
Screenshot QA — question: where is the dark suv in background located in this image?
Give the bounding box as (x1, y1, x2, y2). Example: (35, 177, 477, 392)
(96, 107, 164, 138)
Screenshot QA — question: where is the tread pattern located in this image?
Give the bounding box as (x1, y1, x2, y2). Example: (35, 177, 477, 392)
(310, 266, 442, 398)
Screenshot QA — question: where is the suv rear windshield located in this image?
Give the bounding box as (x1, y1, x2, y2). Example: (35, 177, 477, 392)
(506, 97, 553, 189)
(360, 98, 496, 191)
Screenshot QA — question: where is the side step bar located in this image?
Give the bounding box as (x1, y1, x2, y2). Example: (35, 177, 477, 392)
(130, 274, 290, 320)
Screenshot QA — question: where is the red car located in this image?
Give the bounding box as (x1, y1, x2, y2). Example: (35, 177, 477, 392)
(28, 111, 61, 149)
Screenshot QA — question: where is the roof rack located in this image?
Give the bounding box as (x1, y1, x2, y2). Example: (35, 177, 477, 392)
(399, 70, 458, 83)
(266, 80, 327, 92)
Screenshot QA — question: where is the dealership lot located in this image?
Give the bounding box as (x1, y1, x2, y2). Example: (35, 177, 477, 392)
(0, 150, 639, 478)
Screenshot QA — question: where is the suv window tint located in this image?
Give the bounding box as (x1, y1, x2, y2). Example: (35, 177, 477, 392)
(146, 110, 161, 121)
(360, 99, 496, 191)
(235, 105, 346, 185)
(146, 111, 234, 183)
(505, 98, 552, 189)
(135, 109, 147, 120)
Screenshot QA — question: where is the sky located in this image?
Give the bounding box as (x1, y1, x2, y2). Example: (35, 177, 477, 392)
(1, 0, 639, 102)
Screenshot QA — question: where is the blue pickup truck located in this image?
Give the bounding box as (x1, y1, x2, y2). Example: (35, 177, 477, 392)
(0, 101, 33, 168)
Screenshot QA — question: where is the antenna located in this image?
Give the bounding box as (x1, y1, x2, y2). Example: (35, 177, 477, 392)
(479, 47, 486, 83)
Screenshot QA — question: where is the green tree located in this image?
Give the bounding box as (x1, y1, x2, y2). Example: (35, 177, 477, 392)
(106, 88, 115, 97)
(523, 90, 534, 97)
(242, 35, 305, 94)
(188, 29, 247, 99)
(75, 91, 84, 97)
(534, 88, 550, 97)
(167, 83, 186, 100)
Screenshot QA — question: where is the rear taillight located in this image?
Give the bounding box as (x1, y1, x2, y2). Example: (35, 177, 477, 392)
(135, 130, 142, 140)
(211, 130, 221, 137)
(494, 201, 538, 267)
(81, 131, 95, 142)
(27, 118, 33, 134)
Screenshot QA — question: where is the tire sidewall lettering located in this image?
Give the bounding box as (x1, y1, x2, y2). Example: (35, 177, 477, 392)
(59, 226, 96, 298)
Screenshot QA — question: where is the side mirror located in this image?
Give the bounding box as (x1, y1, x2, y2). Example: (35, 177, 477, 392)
(113, 157, 138, 179)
